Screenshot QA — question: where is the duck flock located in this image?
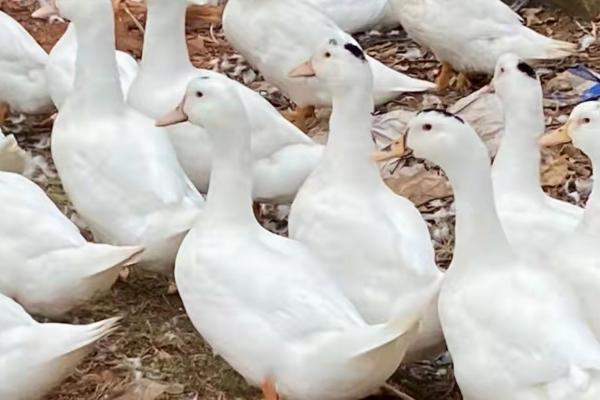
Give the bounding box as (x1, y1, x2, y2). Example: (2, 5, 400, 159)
(0, 0, 598, 399)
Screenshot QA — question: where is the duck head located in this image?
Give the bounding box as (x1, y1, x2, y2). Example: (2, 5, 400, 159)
(489, 53, 541, 112)
(372, 109, 485, 172)
(288, 38, 373, 93)
(539, 101, 600, 153)
(156, 75, 244, 132)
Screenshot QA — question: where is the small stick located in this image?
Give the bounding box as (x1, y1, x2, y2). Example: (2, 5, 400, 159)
(383, 383, 417, 400)
(123, 2, 145, 34)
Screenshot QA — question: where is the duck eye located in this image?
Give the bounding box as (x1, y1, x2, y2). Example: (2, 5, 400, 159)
(196, 91, 203, 98)
(500, 67, 505, 73)
(583, 117, 591, 124)
(423, 123, 433, 131)
(325, 52, 331, 58)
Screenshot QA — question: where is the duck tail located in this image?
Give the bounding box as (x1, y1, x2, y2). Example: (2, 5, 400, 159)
(33, 317, 120, 367)
(46, 317, 120, 372)
(38, 317, 121, 365)
(45, 243, 144, 276)
(353, 278, 442, 358)
(35, 244, 143, 316)
(367, 55, 436, 105)
(352, 316, 421, 358)
(12, 317, 120, 399)
(50, 316, 121, 355)
(521, 27, 577, 60)
(542, 38, 578, 59)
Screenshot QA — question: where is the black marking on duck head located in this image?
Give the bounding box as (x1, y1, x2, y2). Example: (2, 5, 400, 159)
(418, 108, 465, 124)
(343, 43, 366, 62)
(517, 61, 536, 79)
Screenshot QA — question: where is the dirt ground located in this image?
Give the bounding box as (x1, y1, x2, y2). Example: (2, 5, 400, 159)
(1, 0, 599, 399)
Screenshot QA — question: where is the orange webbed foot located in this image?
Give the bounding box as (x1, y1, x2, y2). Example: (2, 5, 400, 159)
(262, 378, 279, 400)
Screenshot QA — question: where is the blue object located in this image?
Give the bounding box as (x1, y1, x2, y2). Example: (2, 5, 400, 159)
(569, 65, 600, 102)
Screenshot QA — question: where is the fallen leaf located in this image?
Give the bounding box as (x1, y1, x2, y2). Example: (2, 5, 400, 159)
(165, 383, 185, 395)
(187, 5, 223, 25)
(188, 36, 206, 53)
(523, 7, 543, 26)
(111, 379, 167, 400)
(541, 156, 569, 186)
(384, 170, 452, 206)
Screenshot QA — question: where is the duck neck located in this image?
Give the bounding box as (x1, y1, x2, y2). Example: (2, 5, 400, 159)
(579, 153, 600, 236)
(324, 84, 381, 182)
(141, 0, 193, 76)
(204, 115, 256, 227)
(72, 3, 124, 113)
(493, 102, 546, 200)
(445, 150, 515, 270)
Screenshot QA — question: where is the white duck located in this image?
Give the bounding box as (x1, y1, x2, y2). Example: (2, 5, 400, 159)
(129, 0, 322, 203)
(303, 0, 397, 33)
(388, 0, 576, 90)
(41, 23, 139, 110)
(0, 11, 53, 124)
(490, 54, 582, 262)
(38, 0, 204, 275)
(0, 129, 27, 173)
(383, 110, 600, 400)
(0, 171, 143, 318)
(157, 76, 425, 400)
(288, 40, 444, 361)
(0, 294, 119, 400)
(223, 0, 435, 129)
(539, 101, 600, 339)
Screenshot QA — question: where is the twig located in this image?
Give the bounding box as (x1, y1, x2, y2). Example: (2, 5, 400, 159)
(383, 383, 417, 400)
(123, 2, 145, 34)
(209, 23, 218, 43)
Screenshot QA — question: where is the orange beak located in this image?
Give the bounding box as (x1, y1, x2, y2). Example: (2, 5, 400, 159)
(538, 122, 572, 147)
(156, 100, 188, 127)
(481, 84, 495, 95)
(372, 136, 408, 162)
(288, 60, 316, 78)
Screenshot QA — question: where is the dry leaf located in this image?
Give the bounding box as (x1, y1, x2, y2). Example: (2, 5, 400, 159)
(165, 383, 185, 395)
(523, 8, 543, 26)
(187, 5, 223, 25)
(188, 36, 206, 53)
(384, 170, 452, 206)
(541, 156, 569, 186)
(111, 379, 167, 400)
